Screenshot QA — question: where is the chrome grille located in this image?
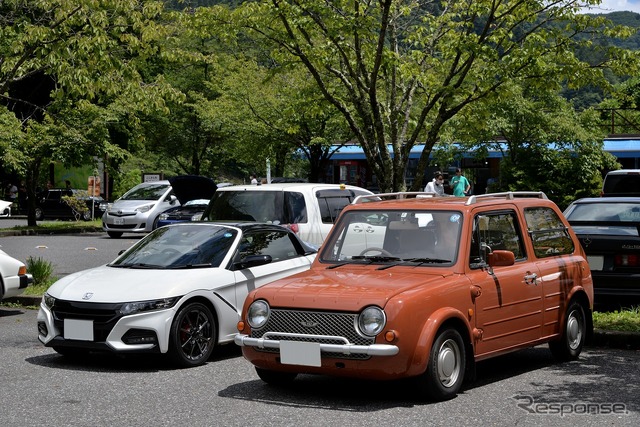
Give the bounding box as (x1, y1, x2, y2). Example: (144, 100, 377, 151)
(251, 309, 374, 360)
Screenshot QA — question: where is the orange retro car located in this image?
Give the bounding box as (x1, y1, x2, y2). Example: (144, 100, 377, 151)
(235, 192, 594, 400)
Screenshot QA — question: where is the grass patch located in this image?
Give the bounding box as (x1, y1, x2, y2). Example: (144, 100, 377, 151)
(593, 307, 640, 333)
(23, 256, 57, 296)
(9, 219, 102, 233)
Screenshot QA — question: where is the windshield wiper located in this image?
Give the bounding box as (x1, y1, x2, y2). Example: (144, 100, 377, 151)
(166, 263, 212, 269)
(351, 255, 401, 262)
(121, 262, 166, 269)
(377, 257, 451, 270)
(326, 255, 401, 269)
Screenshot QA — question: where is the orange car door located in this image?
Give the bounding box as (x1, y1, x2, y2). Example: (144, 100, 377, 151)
(470, 210, 543, 357)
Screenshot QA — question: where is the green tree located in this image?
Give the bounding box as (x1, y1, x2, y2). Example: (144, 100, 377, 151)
(230, 0, 639, 192)
(0, 0, 179, 225)
(450, 83, 619, 208)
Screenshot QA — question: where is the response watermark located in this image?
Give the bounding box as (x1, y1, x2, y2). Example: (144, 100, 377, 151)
(512, 395, 628, 417)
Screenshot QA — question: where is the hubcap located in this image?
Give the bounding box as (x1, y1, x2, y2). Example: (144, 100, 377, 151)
(567, 310, 583, 350)
(437, 338, 461, 387)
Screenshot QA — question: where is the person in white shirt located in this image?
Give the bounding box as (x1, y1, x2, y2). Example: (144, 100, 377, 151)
(424, 171, 445, 196)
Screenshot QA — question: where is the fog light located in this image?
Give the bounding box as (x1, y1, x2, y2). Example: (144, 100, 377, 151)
(122, 329, 158, 345)
(38, 322, 48, 337)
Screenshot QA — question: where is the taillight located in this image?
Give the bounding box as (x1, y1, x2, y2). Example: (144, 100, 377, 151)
(615, 254, 640, 267)
(288, 223, 299, 234)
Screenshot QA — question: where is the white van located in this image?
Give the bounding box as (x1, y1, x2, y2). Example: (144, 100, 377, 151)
(200, 183, 373, 246)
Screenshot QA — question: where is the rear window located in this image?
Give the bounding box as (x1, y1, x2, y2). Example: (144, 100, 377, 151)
(317, 189, 371, 223)
(565, 202, 640, 222)
(203, 191, 308, 224)
(602, 171, 640, 196)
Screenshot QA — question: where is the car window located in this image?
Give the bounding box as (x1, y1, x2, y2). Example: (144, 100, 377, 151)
(121, 183, 170, 201)
(316, 189, 370, 223)
(321, 209, 460, 264)
(566, 202, 640, 222)
(470, 211, 525, 268)
(47, 191, 62, 201)
(205, 191, 288, 224)
(236, 230, 301, 263)
(603, 173, 640, 196)
(524, 207, 574, 258)
(284, 192, 308, 223)
(112, 225, 237, 268)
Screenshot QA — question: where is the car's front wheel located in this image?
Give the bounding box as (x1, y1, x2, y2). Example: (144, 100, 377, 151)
(549, 300, 587, 361)
(34, 207, 44, 221)
(418, 328, 466, 401)
(255, 367, 297, 386)
(168, 302, 216, 368)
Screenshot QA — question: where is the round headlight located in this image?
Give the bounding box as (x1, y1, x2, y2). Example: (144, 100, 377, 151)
(358, 306, 386, 337)
(158, 213, 168, 220)
(247, 300, 270, 329)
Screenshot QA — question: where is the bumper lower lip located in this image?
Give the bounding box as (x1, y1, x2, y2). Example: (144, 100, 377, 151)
(234, 333, 399, 356)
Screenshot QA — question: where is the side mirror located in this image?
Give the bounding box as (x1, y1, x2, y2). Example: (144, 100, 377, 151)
(488, 250, 515, 267)
(169, 195, 178, 205)
(234, 254, 272, 270)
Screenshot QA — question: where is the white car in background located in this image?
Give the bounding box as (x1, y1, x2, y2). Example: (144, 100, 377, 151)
(0, 200, 11, 217)
(201, 183, 373, 246)
(37, 222, 316, 367)
(0, 249, 33, 301)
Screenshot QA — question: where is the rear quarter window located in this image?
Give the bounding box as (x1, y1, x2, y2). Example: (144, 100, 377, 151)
(524, 207, 574, 257)
(317, 189, 371, 224)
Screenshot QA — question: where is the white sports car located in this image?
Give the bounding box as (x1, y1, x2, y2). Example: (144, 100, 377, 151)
(0, 249, 33, 300)
(37, 222, 316, 367)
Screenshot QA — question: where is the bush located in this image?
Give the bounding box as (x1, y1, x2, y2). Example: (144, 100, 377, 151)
(25, 256, 56, 294)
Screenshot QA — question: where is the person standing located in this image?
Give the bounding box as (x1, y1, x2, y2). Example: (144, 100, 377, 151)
(424, 171, 445, 196)
(250, 174, 258, 185)
(450, 168, 470, 197)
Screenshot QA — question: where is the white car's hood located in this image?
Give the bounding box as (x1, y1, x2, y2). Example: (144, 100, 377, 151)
(46, 264, 234, 303)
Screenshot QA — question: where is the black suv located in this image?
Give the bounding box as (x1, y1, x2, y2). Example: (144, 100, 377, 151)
(35, 189, 104, 221)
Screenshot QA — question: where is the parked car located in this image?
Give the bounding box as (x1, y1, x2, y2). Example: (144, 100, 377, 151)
(34, 188, 104, 221)
(235, 191, 594, 401)
(601, 169, 640, 197)
(0, 249, 33, 301)
(200, 183, 373, 246)
(37, 222, 317, 367)
(564, 197, 640, 298)
(155, 175, 217, 229)
(0, 200, 11, 217)
(102, 180, 177, 238)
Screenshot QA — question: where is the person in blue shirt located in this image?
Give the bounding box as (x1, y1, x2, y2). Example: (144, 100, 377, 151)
(450, 168, 470, 197)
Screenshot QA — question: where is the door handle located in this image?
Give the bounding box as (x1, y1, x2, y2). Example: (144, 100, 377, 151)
(524, 272, 538, 286)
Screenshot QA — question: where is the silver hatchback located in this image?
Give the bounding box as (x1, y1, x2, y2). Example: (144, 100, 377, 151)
(102, 181, 177, 238)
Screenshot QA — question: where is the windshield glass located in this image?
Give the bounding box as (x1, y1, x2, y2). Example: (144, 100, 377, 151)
(111, 224, 237, 268)
(320, 209, 462, 265)
(121, 183, 170, 201)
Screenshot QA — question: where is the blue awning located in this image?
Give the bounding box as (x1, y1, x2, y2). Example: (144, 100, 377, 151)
(329, 140, 640, 160)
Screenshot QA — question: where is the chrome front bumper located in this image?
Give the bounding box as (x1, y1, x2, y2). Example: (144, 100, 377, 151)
(234, 332, 399, 356)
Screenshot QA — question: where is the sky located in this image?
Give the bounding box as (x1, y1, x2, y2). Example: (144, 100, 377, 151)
(585, 0, 640, 14)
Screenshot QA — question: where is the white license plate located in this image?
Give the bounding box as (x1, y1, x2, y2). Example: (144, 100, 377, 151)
(588, 255, 604, 271)
(113, 218, 124, 225)
(64, 319, 94, 341)
(280, 341, 321, 367)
